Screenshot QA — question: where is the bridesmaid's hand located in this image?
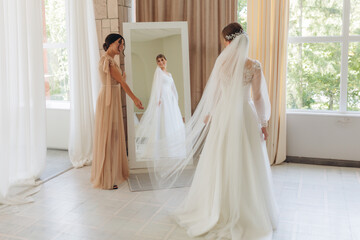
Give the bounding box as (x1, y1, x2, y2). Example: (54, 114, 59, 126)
(158, 100, 161, 105)
(122, 71, 127, 82)
(261, 127, 268, 141)
(134, 97, 144, 109)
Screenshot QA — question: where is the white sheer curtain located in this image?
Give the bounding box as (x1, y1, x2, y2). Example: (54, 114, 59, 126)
(67, 0, 100, 168)
(0, 0, 46, 205)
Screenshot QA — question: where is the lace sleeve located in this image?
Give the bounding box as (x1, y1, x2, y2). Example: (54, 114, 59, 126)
(251, 61, 271, 127)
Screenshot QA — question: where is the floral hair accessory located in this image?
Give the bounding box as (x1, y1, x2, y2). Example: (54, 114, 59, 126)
(225, 31, 244, 41)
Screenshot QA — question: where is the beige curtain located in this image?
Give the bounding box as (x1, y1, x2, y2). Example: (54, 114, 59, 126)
(136, 0, 237, 111)
(247, 0, 289, 165)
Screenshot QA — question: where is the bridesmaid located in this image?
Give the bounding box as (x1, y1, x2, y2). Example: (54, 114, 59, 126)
(91, 33, 143, 190)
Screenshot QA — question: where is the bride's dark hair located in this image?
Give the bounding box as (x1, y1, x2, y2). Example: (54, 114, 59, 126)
(156, 54, 167, 61)
(103, 33, 125, 55)
(222, 22, 244, 41)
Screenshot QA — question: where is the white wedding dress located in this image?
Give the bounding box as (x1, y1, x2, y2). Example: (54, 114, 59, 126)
(147, 34, 278, 239)
(136, 67, 185, 160)
(173, 59, 278, 240)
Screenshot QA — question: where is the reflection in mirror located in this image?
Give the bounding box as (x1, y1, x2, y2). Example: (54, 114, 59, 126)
(123, 22, 191, 169)
(131, 29, 185, 119)
(135, 55, 186, 162)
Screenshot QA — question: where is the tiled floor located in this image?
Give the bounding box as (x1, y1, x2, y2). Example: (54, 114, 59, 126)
(40, 150, 73, 182)
(0, 163, 360, 240)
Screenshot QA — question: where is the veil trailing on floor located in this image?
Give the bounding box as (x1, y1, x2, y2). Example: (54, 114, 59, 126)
(142, 33, 254, 190)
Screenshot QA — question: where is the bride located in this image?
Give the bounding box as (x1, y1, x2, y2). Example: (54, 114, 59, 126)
(150, 22, 279, 239)
(135, 54, 185, 160)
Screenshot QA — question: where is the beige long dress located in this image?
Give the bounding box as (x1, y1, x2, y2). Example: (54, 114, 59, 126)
(91, 54, 129, 189)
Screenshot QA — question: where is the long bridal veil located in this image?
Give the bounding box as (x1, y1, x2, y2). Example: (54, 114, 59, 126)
(136, 67, 185, 161)
(144, 34, 252, 189)
(135, 67, 163, 159)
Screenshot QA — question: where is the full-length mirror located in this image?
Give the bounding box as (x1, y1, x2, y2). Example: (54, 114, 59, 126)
(123, 22, 191, 169)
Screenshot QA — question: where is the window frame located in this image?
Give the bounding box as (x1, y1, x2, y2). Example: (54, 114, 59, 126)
(42, 0, 70, 109)
(287, 0, 360, 114)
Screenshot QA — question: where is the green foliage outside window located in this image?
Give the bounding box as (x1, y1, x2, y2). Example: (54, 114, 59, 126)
(287, 43, 341, 110)
(237, 0, 247, 32)
(287, 0, 360, 111)
(348, 42, 360, 111)
(44, 0, 69, 101)
(237, 0, 360, 111)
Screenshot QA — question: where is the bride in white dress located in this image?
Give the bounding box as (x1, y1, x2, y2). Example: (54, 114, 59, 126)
(149, 23, 279, 239)
(136, 54, 185, 160)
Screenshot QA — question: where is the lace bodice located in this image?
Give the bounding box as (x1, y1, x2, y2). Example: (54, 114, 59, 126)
(243, 59, 261, 86)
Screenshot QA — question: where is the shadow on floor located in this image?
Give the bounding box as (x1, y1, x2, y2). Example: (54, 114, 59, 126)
(39, 149, 73, 182)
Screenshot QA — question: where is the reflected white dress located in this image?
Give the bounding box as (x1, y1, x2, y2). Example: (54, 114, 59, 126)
(136, 67, 185, 160)
(173, 59, 278, 240)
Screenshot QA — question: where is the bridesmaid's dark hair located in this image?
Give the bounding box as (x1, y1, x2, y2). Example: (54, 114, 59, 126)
(156, 54, 167, 61)
(103, 33, 125, 55)
(222, 22, 244, 41)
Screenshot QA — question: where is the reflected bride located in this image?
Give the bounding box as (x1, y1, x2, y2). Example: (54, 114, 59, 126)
(135, 54, 185, 160)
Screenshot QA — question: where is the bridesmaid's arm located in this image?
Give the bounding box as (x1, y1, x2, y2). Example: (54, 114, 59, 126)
(109, 64, 144, 109)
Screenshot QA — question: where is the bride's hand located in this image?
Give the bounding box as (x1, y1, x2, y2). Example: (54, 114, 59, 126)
(261, 127, 268, 141)
(134, 97, 144, 109)
(203, 115, 210, 124)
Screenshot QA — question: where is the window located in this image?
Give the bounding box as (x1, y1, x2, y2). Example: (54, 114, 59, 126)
(42, 0, 69, 102)
(238, 0, 247, 32)
(287, 0, 360, 112)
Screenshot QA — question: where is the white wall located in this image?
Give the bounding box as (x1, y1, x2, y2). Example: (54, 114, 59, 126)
(46, 106, 360, 160)
(163, 35, 185, 115)
(46, 108, 70, 149)
(287, 112, 360, 161)
(131, 34, 185, 115)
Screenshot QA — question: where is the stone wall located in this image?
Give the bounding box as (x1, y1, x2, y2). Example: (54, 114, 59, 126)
(94, 0, 132, 62)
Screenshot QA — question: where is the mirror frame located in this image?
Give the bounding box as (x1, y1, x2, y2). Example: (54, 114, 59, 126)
(123, 21, 191, 169)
